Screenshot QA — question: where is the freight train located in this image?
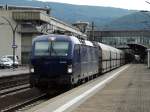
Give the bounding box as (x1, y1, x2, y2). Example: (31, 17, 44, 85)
(29, 34, 125, 89)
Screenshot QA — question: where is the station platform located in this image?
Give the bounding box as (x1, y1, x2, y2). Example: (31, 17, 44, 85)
(0, 67, 29, 78)
(72, 64, 150, 112)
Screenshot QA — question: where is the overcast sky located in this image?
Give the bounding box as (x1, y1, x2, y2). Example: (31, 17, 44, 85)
(38, 0, 150, 11)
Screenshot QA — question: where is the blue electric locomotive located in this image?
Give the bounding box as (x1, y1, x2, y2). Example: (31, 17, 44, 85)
(30, 34, 100, 88)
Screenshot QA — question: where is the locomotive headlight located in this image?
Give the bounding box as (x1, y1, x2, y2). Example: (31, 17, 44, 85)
(30, 68, 34, 73)
(67, 65, 72, 73)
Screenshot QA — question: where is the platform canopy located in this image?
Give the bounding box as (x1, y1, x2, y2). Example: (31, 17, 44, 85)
(127, 43, 147, 62)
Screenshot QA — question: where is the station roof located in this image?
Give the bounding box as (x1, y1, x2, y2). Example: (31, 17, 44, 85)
(127, 43, 147, 56)
(12, 11, 49, 23)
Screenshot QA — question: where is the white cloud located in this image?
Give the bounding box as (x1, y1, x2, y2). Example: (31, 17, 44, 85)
(38, 0, 150, 11)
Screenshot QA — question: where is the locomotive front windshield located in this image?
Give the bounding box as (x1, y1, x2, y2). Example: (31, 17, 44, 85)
(34, 41, 69, 56)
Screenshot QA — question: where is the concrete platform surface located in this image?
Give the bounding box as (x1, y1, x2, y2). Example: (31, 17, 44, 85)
(72, 64, 150, 112)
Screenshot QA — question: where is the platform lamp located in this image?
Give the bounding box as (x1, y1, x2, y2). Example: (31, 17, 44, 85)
(0, 16, 19, 69)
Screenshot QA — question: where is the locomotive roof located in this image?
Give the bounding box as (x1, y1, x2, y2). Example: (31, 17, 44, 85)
(33, 34, 123, 51)
(33, 34, 94, 46)
(70, 36, 94, 46)
(33, 34, 71, 41)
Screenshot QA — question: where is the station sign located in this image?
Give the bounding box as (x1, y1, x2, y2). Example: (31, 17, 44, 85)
(12, 44, 18, 48)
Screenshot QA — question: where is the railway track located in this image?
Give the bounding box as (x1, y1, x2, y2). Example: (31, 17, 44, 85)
(0, 72, 69, 112)
(1, 92, 47, 112)
(0, 73, 30, 92)
(0, 85, 67, 112)
(0, 86, 68, 112)
(0, 73, 36, 112)
(0, 84, 30, 97)
(0, 84, 48, 112)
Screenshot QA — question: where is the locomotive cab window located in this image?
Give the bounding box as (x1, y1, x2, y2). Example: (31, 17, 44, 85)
(34, 41, 69, 56)
(34, 41, 50, 56)
(51, 42, 69, 56)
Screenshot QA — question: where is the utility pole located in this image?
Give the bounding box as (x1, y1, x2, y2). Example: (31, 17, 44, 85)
(148, 49, 150, 68)
(92, 21, 94, 41)
(145, 1, 150, 68)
